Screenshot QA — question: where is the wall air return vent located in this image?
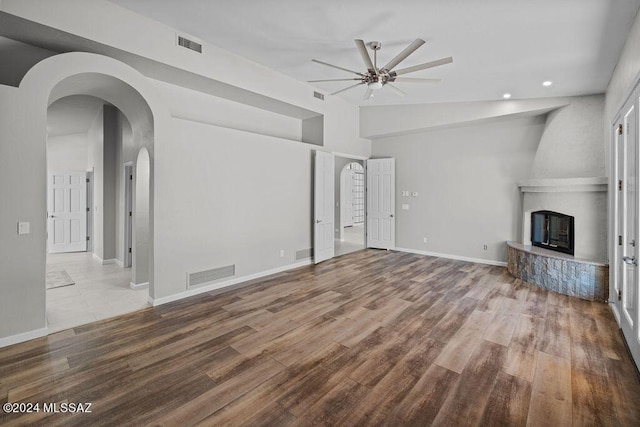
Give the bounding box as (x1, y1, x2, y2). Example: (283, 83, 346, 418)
(313, 91, 325, 100)
(187, 264, 235, 289)
(177, 35, 202, 53)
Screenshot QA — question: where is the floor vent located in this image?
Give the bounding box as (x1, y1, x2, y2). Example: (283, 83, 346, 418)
(313, 91, 325, 100)
(188, 265, 235, 288)
(177, 35, 202, 53)
(296, 248, 313, 261)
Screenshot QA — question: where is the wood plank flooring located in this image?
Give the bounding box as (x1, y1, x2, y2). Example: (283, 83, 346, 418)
(1, 249, 639, 426)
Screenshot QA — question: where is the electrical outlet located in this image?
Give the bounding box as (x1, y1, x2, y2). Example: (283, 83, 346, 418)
(483, 244, 488, 250)
(402, 204, 410, 210)
(279, 249, 285, 257)
(423, 237, 428, 243)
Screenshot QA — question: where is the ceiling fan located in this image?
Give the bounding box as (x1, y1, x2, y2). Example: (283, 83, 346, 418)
(309, 39, 453, 100)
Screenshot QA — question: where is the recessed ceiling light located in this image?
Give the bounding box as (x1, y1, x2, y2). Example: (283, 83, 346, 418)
(543, 81, 552, 87)
(503, 93, 511, 99)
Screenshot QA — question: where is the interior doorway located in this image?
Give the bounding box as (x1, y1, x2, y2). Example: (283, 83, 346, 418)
(45, 95, 149, 332)
(335, 157, 366, 256)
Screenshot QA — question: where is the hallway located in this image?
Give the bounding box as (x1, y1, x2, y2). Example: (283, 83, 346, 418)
(46, 252, 149, 333)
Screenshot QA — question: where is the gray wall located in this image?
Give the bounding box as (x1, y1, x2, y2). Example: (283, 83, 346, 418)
(531, 95, 605, 179)
(103, 106, 118, 261)
(372, 115, 545, 263)
(87, 105, 105, 260)
(46, 133, 88, 172)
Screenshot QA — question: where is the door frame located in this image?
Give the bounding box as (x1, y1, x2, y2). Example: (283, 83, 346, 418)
(124, 162, 134, 268)
(333, 153, 368, 255)
(86, 168, 94, 252)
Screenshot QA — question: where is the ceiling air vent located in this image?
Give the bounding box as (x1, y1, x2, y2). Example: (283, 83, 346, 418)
(313, 91, 325, 100)
(177, 35, 202, 53)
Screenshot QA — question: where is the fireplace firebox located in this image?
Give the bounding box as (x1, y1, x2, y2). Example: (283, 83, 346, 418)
(531, 210, 574, 255)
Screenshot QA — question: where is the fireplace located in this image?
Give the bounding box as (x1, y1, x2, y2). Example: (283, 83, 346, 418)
(531, 210, 574, 255)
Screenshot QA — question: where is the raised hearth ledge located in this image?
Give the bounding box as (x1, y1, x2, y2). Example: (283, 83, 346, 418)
(518, 176, 607, 193)
(506, 241, 608, 302)
(507, 241, 607, 266)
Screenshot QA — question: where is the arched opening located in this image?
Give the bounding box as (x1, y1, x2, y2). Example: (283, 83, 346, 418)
(44, 73, 155, 332)
(335, 160, 366, 256)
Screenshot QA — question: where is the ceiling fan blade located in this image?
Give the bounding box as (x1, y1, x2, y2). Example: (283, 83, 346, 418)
(392, 77, 442, 83)
(393, 57, 453, 76)
(381, 38, 425, 72)
(385, 83, 406, 97)
(331, 82, 365, 95)
(308, 78, 362, 82)
(312, 59, 364, 76)
(363, 87, 374, 100)
(355, 39, 376, 74)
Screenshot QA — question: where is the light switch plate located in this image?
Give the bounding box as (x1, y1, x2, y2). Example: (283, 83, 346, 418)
(18, 222, 30, 235)
(402, 204, 410, 210)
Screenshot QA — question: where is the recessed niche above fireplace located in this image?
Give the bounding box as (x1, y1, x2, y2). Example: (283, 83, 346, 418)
(531, 210, 575, 255)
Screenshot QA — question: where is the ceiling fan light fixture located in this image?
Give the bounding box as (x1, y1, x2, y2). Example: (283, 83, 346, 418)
(368, 81, 383, 90)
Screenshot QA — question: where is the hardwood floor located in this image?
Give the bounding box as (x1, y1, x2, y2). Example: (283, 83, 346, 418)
(1, 249, 639, 426)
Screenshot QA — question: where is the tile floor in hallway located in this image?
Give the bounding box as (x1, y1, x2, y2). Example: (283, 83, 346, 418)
(335, 223, 365, 256)
(46, 252, 149, 333)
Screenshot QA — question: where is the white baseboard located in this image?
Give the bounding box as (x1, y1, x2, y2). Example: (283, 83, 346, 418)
(92, 254, 116, 265)
(149, 259, 313, 306)
(130, 281, 149, 290)
(0, 326, 48, 349)
(115, 259, 124, 268)
(610, 302, 621, 326)
(394, 247, 507, 267)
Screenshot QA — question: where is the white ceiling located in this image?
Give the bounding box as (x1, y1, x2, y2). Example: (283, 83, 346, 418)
(109, 0, 640, 106)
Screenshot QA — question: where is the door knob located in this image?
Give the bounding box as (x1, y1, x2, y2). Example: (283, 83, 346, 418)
(390, 214, 394, 218)
(49, 215, 56, 218)
(623, 256, 637, 266)
(315, 219, 322, 224)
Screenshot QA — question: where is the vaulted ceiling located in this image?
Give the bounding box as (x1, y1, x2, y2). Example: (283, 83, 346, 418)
(109, 0, 640, 106)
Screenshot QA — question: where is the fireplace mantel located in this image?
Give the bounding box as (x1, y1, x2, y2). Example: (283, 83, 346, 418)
(518, 177, 607, 193)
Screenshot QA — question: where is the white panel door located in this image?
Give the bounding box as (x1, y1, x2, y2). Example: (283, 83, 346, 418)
(619, 100, 640, 368)
(314, 151, 335, 264)
(367, 158, 395, 249)
(48, 171, 87, 253)
(341, 169, 354, 228)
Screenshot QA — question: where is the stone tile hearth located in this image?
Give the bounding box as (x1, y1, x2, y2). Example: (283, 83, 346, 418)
(507, 241, 608, 302)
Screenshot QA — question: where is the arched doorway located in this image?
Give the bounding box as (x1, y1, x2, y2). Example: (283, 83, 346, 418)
(0, 51, 170, 339)
(336, 160, 366, 256)
(44, 77, 155, 331)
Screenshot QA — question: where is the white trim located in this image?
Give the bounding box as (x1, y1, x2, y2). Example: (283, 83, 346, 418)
(0, 326, 48, 349)
(149, 259, 313, 306)
(92, 253, 116, 265)
(115, 259, 124, 268)
(333, 152, 369, 161)
(610, 302, 621, 325)
(518, 177, 608, 193)
(394, 247, 508, 267)
(130, 281, 149, 290)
